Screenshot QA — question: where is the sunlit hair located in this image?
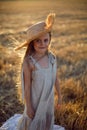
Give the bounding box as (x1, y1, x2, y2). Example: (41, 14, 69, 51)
(24, 32, 51, 59)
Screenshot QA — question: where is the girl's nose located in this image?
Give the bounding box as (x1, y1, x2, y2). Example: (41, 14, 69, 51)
(41, 40, 46, 46)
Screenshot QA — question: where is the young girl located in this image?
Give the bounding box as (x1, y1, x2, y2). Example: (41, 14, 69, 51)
(0, 13, 64, 130)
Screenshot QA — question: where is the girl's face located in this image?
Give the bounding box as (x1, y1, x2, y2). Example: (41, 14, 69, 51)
(33, 33, 50, 54)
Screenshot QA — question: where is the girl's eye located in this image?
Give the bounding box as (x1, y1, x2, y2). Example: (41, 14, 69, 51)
(44, 39, 48, 43)
(34, 38, 49, 44)
(35, 39, 41, 43)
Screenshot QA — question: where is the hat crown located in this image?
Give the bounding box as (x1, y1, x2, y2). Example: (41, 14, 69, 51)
(26, 22, 46, 41)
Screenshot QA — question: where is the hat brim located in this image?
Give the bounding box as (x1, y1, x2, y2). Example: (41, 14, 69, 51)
(14, 28, 51, 51)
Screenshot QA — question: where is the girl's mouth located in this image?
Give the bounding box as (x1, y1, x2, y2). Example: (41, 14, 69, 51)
(39, 47, 46, 49)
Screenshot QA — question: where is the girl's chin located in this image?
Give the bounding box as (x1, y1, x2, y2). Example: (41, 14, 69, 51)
(36, 49, 47, 54)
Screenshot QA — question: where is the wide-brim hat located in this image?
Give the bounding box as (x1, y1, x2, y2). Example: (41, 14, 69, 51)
(15, 13, 55, 50)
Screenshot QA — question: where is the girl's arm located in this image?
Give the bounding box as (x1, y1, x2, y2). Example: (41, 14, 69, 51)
(23, 58, 35, 119)
(55, 71, 62, 106)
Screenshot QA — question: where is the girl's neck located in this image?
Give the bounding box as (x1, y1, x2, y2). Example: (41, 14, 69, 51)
(34, 52, 47, 58)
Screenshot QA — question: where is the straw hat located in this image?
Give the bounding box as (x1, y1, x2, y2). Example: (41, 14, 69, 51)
(15, 13, 55, 50)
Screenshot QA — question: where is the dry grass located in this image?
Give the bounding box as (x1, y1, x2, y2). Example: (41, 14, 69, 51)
(0, 45, 24, 126)
(54, 43, 87, 130)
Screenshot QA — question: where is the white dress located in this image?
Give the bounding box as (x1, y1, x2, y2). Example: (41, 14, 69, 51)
(0, 53, 65, 130)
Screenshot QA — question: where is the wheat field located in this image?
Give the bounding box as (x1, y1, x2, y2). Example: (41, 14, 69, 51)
(0, 0, 87, 129)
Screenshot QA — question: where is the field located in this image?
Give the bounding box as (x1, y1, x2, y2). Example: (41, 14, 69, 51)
(0, 0, 87, 129)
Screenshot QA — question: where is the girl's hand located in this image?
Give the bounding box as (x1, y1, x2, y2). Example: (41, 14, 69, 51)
(27, 106, 35, 119)
(56, 97, 62, 109)
(56, 104, 61, 109)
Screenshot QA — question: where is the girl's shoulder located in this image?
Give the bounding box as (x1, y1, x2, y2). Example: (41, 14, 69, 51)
(48, 51, 56, 58)
(22, 56, 34, 71)
(48, 51, 57, 64)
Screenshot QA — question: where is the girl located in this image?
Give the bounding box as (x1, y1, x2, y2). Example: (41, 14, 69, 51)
(0, 13, 63, 130)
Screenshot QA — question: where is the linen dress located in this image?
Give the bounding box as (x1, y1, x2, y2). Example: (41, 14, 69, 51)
(0, 52, 65, 130)
(18, 52, 57, 130)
